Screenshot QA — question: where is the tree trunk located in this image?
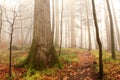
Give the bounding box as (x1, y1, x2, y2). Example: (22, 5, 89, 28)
(80, 0, 83, 48)
(20, 0, 59, 69)
(65, 16, 68, 48)
(106, 0, 116, 59)
(80, 12, 83, 48)
(59, 0, 63, 56)
(55, 0, 59, 47)
(20, 7, 24, 48)
(52, 0, 55, 44)
(0, 8, 2, 43)
(9, 11, 16, 78)
(111, 0, 120, 50)
(86, 0, 91, 50)
(92, 22, 98, 49)
(103, 0, 111, 51)
(70, 0, 76, 48)
(92, 0, 103, 79)
(9, 25, 14, 78)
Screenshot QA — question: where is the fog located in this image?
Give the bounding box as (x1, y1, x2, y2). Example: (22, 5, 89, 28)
(0, 0, 34, 49)
(0, 0, 120, 51)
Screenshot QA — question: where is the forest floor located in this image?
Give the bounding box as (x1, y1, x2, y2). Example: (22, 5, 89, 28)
(0, 48, 120, 80)
(54, 51, 99, 80)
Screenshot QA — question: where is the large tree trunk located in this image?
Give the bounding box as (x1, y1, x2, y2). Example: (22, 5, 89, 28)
(106, 0, 116, 59)
(92, 0, 103, 79)
(20, 0, 59, 69)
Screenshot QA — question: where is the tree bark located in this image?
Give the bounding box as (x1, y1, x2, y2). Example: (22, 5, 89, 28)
(86, 0, 91, 50)
(92, 0, 103, 79)
(0, 7, 2, 43)
(80, 11, 83, 48)
(70, 0, 76, 48)
(111, 0, 120, 50)
(103, 0, 111, 51)
(52, 0, 55, 44)
(19, 6, 24, 48)
(19, 0, 59, 69)
(59, 0, 63, 56)
(106, 0, 116, 59)
(55, 0, 60, 47)
(9, 10, 16, 78)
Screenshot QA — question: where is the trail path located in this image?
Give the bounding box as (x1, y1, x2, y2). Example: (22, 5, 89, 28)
(58, 51, 99, 80)
(72, 51, 99, 80)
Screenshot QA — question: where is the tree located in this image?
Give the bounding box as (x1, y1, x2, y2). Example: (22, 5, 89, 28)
(70, 0, 76, 48)
(86, 0, 91, 50)
(80, 0, 83, 48)
(54, 0, 60, 47)
(92, 0, 103, 79)
(52, 0, 55, 43)
(104, 0, 111, 51)
(111, 0, 120, 50)
(80, 12, 83, 48)
(9, 11, 16, 79)
(106, 0, 116, 59)
(19, 4, 24, 48)
(18, 0, 59, 69)
(0, 5, 2, 43)
(59, 0, 63, 56)
(4, 8, 17, 79)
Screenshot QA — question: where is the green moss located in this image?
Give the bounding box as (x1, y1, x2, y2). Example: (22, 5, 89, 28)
(24, 69, 39, 80)
(59, 51, 79, 63)
(17, 45, 60, 70)
(47, 46, 59, 67)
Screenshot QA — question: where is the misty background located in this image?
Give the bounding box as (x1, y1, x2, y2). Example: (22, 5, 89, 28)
(0, 0, 120, 51)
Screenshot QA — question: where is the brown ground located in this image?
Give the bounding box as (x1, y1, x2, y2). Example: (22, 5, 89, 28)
(55, 51, 99, 80)
(0, 51, 99, 80)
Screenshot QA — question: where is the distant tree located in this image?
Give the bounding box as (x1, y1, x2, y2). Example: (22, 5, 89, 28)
(18, 0, 59, 69)
(59, 0, 63, 56)
(80, 0, 83, 48)
(70, 0, 76, 48)
(65, 13, 69, 48)
(111, 0, 120, 50)
(54, 0, 60, 47)
(92, 0, 103, 79)
(19, 4, 24, 48)
(52, 0, 55, 43)
(80, 13, 83, 48)
(85, 0, 91, 50)
(106, 0, 116, 59)
(0, 6, 2, 43)
(101, 0, 111, 51)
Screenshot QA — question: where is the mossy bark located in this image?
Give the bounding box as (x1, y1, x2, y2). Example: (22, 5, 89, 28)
(27, 44, 59, 69)
(16, 0, 59, 69)
(17, 39, 59, 69)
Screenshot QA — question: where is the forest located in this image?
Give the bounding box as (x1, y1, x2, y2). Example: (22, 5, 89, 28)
(0, 0, 120, 80)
